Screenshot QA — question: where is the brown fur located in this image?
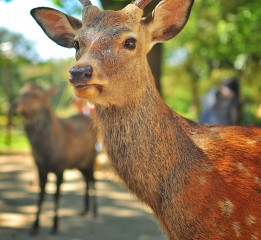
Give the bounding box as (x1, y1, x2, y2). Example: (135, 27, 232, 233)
(31, 1, 261, 239)
(13, 83, 97, 234)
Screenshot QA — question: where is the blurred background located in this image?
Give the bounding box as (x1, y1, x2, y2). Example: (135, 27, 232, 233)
(0, 0, 261, 239)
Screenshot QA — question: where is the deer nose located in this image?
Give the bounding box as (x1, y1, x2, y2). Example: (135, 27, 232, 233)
(69, 66, 93, 84)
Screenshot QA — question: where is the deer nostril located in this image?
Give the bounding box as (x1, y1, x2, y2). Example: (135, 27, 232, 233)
(69, 66, 93, 81)
(84, 66, 93, 79)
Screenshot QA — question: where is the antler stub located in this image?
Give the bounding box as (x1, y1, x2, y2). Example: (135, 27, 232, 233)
(79, 0, 92, 7)
(134, 0, 153, 9)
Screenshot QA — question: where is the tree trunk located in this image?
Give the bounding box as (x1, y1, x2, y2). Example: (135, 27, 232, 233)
(147, 44, 162, 94)
(2, 61, 13, 145)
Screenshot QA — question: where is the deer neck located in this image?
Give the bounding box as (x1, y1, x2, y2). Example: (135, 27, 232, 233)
(95, 71, 202, 209)
(24, 106, 59, 142)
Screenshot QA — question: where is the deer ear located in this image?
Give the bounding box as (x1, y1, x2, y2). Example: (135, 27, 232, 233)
(31, 7, 82, 48)
(143, 0, 194, 44)
(47, 85, 59, 97)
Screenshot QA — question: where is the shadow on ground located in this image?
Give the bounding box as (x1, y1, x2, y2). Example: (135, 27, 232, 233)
(0, 152, 165, 240)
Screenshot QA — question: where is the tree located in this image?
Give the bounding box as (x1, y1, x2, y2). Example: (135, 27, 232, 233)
(0, 28, 39, 112)
(0, 28, 39, 110)
(0, 28, 40, 144)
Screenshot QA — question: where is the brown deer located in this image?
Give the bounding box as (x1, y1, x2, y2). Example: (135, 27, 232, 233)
(13, 83, 97, 235)
(31, 0, 261, 239)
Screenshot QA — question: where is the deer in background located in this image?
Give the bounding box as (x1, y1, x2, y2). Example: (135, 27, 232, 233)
(13, 83, 97, 234)
(31, 0, 261, 239)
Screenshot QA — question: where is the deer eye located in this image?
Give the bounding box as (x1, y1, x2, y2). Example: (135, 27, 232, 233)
(123, 38, 136, 50)
(73, 40, 80, 52)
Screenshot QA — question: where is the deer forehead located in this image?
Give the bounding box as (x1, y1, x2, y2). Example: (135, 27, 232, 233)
(20, 84, 38, 93)
(80, 5, 144, 40)
(20, 84, 45, 98)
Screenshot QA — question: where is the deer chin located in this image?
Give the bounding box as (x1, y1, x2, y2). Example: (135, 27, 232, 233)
(74, 84, 103, 99)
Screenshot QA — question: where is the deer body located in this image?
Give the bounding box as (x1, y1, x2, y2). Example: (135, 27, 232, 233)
(14, 84, 97, 234)
(31, 1, 261, 239)
(96, 81, 261, 240)
(25, 110, 95, 172)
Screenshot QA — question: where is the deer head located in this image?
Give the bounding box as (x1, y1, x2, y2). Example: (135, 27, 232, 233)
(13, 83, 58, 119)
(31, 0, 194, 106)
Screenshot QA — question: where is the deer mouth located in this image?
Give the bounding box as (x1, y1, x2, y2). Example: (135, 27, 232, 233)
(73, 83, 104, 99)
(75, 84, 103, 92)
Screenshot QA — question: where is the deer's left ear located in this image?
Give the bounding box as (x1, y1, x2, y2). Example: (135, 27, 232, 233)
(31, 7, 82, 48)
(143, 0, 194, 44)
(47, 85, 59, 97)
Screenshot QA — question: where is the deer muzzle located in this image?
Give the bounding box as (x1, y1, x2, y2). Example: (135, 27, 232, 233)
(69, 66, 93, 84)
(69, 65, 104, 99)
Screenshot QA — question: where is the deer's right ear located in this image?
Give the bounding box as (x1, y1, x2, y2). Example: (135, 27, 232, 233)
(31, 7, 82, 48)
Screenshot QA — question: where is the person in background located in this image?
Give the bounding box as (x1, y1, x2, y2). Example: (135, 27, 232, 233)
(199, 77, 241, 125)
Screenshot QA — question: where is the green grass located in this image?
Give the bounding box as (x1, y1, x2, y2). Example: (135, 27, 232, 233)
(0, 115, 30, 153)
(0, 127, 30, 153)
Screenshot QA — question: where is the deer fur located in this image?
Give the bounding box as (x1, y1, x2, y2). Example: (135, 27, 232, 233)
(31, 1, 261, 239)
(13, 83, 97, 234)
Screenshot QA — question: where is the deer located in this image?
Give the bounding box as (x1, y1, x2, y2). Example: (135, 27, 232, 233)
(30, 0, 261, 239)
(13, 83, 97, 235)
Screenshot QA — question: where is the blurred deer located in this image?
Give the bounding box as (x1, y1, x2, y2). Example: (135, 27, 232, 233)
(31, 0, 261, 239)
(13, 83, 97, 234)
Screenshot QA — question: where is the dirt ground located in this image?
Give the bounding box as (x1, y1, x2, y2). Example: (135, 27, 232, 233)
(0, 151, 166, 240)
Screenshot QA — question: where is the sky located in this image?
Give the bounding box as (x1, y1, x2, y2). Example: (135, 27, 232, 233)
(0, 0, 101, 60)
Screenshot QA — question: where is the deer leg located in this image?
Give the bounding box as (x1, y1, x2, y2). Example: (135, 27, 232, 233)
(80, 168, 97, 217)
(80, 169, 90, 215)
(50, 171, 63, 234)
(84, 180, 90, 215)
(89, 180, 97, 217)
(30, 170, 47, 235)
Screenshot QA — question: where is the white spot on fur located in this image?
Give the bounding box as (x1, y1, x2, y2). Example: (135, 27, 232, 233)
(254, 176, 261, 185)
(219, 199, 234, 216)
(232, 222, 241, 237)
(202, 164, 214, 172)
(236, 162, 251, 177)
(247, 140, 257, 145)
(198, 176, 207, 185)
(251, 233, 258, 240)
(247, 215, 256, 226)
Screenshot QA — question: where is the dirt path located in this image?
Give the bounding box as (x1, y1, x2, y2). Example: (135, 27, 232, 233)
(0, 152, 165, 240)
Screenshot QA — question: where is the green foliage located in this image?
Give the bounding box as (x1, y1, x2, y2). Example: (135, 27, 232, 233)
(163, 0, 261, 123)
(0, 130, 30, 152)
(0, 28, 40, 117)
